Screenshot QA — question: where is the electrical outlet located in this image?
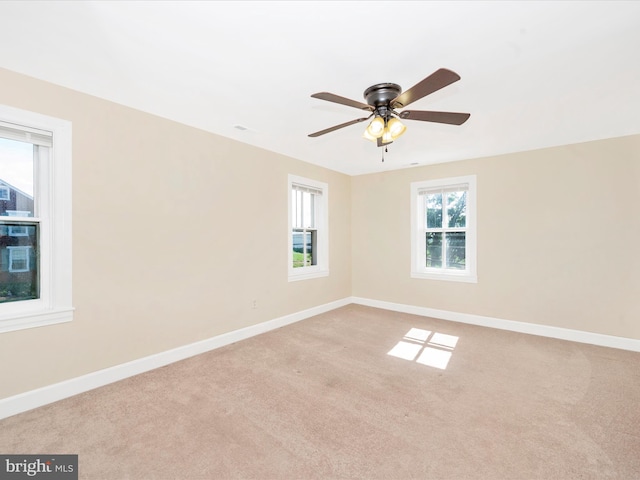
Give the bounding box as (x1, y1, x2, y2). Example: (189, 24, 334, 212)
(252, 299, 257, 309)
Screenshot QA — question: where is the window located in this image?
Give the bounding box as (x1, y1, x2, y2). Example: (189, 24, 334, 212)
(288, 175, 328, 281)
(8, 246, 31, 273)
(411, 175, 477, 282)
(0, 104, 73, 333)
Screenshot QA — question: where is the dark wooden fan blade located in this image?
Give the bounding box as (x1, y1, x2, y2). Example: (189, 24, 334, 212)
(391, 69, 461, 109)
(399, 110, 470, 125)
(377, 137, 393, 147)
(308, 117, 370, 137)
(311, 92, 373, 111)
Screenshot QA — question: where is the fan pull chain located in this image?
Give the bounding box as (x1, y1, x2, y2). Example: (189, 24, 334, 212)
(381, 146, 388, 162)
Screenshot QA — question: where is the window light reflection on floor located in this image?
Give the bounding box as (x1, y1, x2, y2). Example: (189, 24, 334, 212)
(404, 327, 431, 342)
(387, 340, 424, 361)
(387, 328, 459, 370)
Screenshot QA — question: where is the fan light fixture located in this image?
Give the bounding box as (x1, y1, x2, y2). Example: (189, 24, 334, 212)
(309, 68, 470, 153)
(363, 115, 407, 143)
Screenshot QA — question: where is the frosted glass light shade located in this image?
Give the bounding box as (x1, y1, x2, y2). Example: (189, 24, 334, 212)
(382, 127, 393, 144)
(363, 129, 378, 142)
(366, 116, 385, 138)
(387, 117, 406, 140)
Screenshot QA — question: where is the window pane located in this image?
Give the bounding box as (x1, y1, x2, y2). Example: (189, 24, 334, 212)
(426, 193, 442, 229)
(291, 189, 298, 228)
(0, 137, 35, 217)
(426, 232, 442, 268)
(292, 230, 314, 268)
(0, 223, 39, 303)
(446, 232, 466, 270)
(293, 189, 317, 230)
(292, 231, 304, 268)
(294, 190, 302, 228)
(447, 191, 467, 228)
(304, 231, 313, 266)
(302, 191, 314, 228)
(309, 193, 315, 228)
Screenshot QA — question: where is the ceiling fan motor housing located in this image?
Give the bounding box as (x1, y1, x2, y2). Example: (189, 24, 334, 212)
(363, 83, 402, 108)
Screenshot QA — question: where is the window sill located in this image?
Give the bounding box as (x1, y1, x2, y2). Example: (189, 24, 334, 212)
(411, 271, 477, 283)
(288, 269, 329, 282)
(0, 307, 74, 334)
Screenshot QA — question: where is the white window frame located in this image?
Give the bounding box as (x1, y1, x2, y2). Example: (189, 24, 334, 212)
(288, 174, 329, 282)
(411, 175, 477, 283)
(0, 186, 9, 200)
(0, 104, 73, 333)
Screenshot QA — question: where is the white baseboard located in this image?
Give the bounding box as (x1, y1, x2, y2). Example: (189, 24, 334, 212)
(0, 297, 351, 420)
(351, 297, 640, 352)
(3, 296, 639, 420)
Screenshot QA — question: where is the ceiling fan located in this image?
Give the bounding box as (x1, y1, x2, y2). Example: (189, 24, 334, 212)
(308, 68, 470, 147)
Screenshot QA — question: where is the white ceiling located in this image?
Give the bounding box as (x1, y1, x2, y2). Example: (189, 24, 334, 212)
(1, 1, 639, 176)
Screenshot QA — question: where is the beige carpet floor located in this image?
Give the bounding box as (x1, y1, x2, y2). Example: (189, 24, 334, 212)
(1, 304, 639, 479)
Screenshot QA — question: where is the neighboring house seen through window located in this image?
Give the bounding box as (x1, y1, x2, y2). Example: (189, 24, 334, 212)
(8, 246, 31, 273)
(288, 175, 328, 281)
(411, 175, 477, 283)
(0, 105, 73, 333)
(7, 210, 31, 236)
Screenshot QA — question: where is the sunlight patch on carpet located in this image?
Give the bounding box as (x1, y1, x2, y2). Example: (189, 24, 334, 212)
(387, 328, 458, 370)
(387, 340, 424, 361)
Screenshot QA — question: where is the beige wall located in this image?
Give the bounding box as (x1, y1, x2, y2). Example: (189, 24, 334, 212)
(0, 68, 351, 399)
(352, 136, 640, 339)
(1, 65, 639, 402)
